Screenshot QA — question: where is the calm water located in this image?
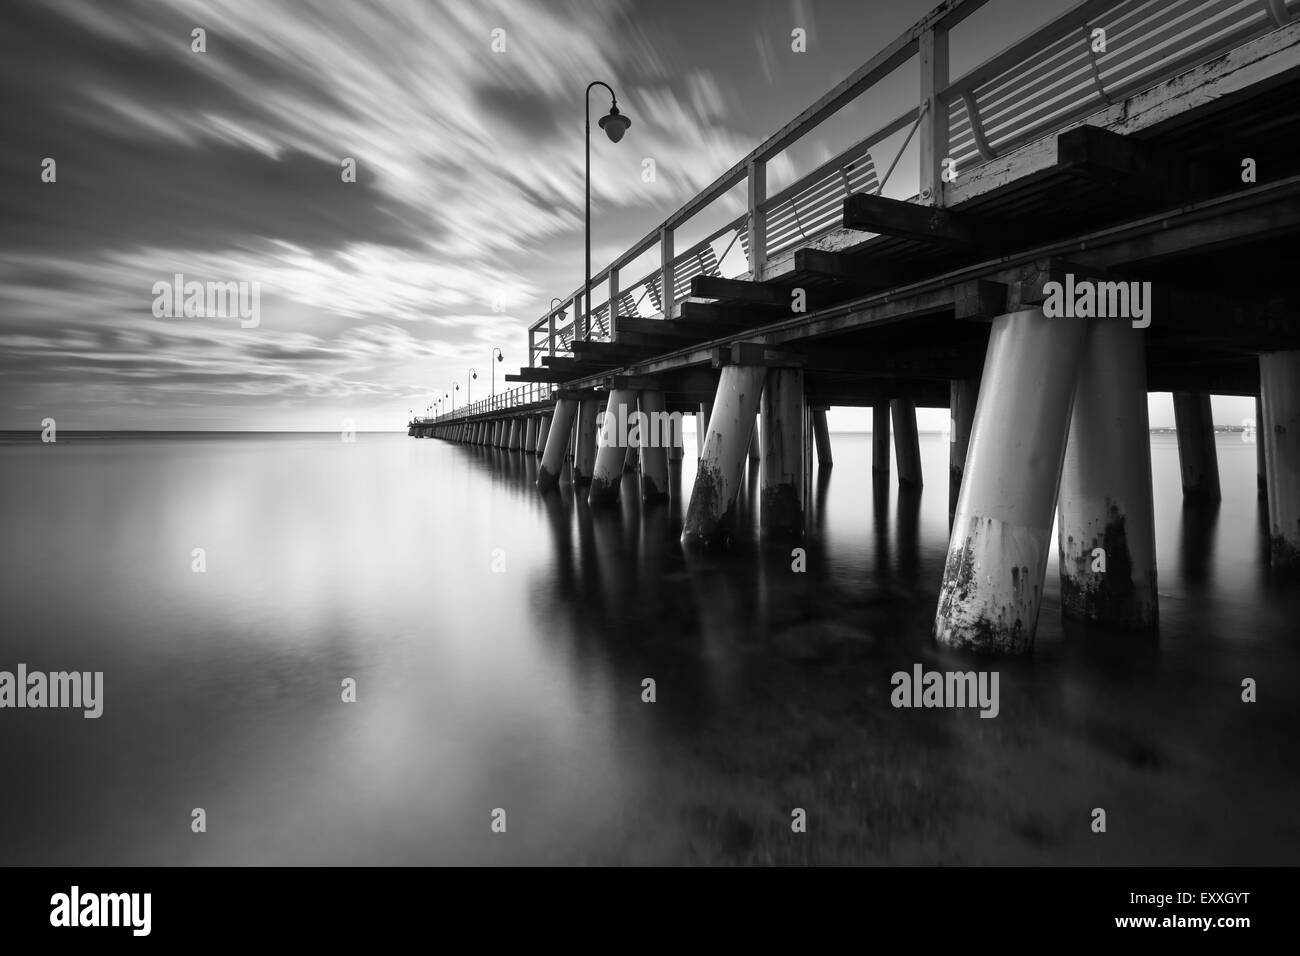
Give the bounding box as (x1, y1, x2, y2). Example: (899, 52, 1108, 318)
(0, 431, 1296, 865)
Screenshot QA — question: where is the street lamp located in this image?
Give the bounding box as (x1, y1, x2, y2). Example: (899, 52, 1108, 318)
(451, 383, 459, 413)
(467, 369, 477, 405)
(585, 81, 630, 341)
(490, 347, 504, 398)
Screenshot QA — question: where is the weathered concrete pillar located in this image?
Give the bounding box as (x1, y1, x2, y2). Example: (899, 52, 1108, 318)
(573, 396, 601, 485)
(891, 399, 922, 488)
(538, 399, 578, 490)
(590, 388, 637, 506)
(811, 406, 833, 469)
(1173, 391, 1221, 501)
(623, 442, 638, 473)
(748, 426, 761, 462)
(681, 366, 765, 548)
(950, 377, 979, 521)
(536, 413, 551, 457)
(1261, 350, 1300, 573)
(638, 390, 670, 502)
(1057, 321, 1158, 632)
(935, 307, 1088, 655)
(760, 367, 804, 537)
(524, 416, 537, 454)
(697, 400, 713, 461)
(507, 417, 520, 451)
(872, 403, 890, 480)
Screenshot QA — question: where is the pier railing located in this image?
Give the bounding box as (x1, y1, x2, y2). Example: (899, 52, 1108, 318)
(526, 0, 1295, 366)
(423, 381, 554, 424)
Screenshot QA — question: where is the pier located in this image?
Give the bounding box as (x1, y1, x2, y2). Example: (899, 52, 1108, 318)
(411, 0, 1300, 656)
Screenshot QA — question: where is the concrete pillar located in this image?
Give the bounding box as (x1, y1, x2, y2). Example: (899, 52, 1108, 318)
(891, 399, 922, 488)
(507, 417, 521, 451)
(811, 407, 833, 468)
(590, 388, 637, 506)
(760, 367, 804, 537)
(524, 416, 537, 454)
(638, 391, 670, 502)
(573, 396, 601, 484)
(1256, 395, 1266, 498)
(935, 307, 1088, 655)
(1173, 391, 1221, 501)
(536, 413, 551, 457)
(1057, 321, 1158, 632)
(872, 403, 890, 480)
(538, 399, 578, 490)
(1261, 350, 1300, 573)
(697, 400, 713, 461)
(949, 377, 978, 520)
(748, 427, 761, 462)
(681, 366, 765, 548)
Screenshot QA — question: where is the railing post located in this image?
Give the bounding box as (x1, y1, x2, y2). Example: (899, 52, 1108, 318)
(660, 227, 674, 320)
(919, 23, 950, 207)
(609, 267, 620, 342)
(747, 159, 766, 280)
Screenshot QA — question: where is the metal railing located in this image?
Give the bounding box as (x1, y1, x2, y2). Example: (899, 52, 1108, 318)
(423, 382, 556, 424)
(524, 0, 1295, 367)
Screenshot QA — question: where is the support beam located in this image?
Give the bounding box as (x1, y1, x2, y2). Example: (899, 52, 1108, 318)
(524, 416, 537, 455)
(681, 365, 766, 548)
(793, 248, 904, 287)
(507, 417, 521, 451)
(843, 193, 1006, 247)
(760, 368, 805, 537)
(949, 376, 979, 521)
(891, 399, 923, 488)
(1256, 395, 1267, 498)
(590, 389, 638, 506)
(749, 427, 761, 462)
(1261, 350, 1300, 573)
(935, 307, 1088, 655)
(1055, 125, 1206, 206)
(1057, 321, 1159, 632)
(638, 390, 671, 502)
(538, 401, 577, 489)
(573, 397, 601, 484)
(811, 407, 833, 468)
(691, 275, 784, 306)
(1173, 392, 1222, 501)
(872, 403, 890, 480)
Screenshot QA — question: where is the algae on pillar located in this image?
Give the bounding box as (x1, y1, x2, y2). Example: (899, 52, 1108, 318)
(1057, 320, 1158, 632)
(935, 307, 1088, 655)
(681, 366, 765, 548)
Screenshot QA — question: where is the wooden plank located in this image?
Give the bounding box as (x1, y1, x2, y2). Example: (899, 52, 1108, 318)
(843, 193, 1007, 247)
(615, 316, 741, 339)
(506, 368, 570, 383)
(680, 301, 780, 324)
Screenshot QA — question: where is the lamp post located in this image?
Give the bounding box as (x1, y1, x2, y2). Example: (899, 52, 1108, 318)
(450, 385, 458, 413)
(585, 81, 630, 342)
(491, 347, 504, 399)
(468, 369, 477, 405)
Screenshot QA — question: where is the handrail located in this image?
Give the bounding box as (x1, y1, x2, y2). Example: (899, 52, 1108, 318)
(518, 0, 1289, 364)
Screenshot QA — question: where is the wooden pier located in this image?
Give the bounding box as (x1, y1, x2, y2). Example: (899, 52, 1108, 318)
(412, 0, 1300, 655)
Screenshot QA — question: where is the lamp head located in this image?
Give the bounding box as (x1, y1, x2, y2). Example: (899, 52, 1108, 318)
(598, 104, 630, 143)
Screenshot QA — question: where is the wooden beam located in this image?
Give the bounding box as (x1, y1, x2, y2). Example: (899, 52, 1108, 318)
(1055, 126, 1207, 205)
(680, 301, 779, 324)
(793, 248, 906, 286)
(506, 368, 570, 383)
(615, 316, 742, 339)
(690, 275, 784, 306)
(843, 193, 1007, 247)
(711, 342, 807, 368)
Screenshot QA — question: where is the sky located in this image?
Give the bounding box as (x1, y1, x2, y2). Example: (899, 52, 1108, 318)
(0, 0, 1253, 431)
